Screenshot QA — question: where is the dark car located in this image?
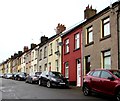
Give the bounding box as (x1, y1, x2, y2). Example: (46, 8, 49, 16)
(16, 72, 27, 81)
(26, 72, 41, 84)
(12, 72, 18, 80)
(82, 69, 120, 101)
(38, 71, 69, 88)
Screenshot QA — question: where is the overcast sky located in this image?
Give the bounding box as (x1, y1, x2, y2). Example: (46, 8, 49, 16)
(0, 0, 118, 63)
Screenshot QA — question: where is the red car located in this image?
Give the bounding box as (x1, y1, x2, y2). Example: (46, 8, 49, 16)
(82, 69, 120, 101)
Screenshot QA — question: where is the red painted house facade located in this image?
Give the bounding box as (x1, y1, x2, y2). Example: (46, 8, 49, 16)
(62, 26, 83, 87)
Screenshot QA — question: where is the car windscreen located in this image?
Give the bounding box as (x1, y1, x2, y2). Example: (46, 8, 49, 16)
(20, 73, 27, 76)
(35, 72, 41, 76)
(112, 71, 120, 78)
(7, 73, 13, 75)
(50, 72, 63, 78)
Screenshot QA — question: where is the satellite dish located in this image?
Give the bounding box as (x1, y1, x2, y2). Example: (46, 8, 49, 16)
(58, 42, 63, 46)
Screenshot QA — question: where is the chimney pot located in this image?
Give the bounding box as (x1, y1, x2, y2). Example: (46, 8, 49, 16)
(84, 5, 97, 19)
(23, 46, 29, 52)
(56, 23, 66, 34)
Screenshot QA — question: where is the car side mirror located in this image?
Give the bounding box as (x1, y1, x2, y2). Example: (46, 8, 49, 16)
(108, 76, 115, 81)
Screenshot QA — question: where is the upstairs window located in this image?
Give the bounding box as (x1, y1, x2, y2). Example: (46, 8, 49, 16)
(102, 17, 110, 37)
(86, 26, 93, 44)
(40, 49, 42, 60)
(56, 39, 59, 51)
(65, 39, 69, 54)
(75, 33, 80, 49)
(32, 51, 34, 61)
(50, 43, 53, 55)
(44, 46, 47, 58)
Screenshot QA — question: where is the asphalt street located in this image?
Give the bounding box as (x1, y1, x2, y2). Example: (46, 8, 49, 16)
(0, 78, 114, 100)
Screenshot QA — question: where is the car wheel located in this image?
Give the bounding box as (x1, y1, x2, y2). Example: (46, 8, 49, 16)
(30, 79, 33, 84)
(47, 81, 51, 88)
(83, 85, 91, 96)
(39, 79, 42, 86)
(25, 79, 28, 83)
(116, 91, 120, 101)
(18, 77, 20, 81)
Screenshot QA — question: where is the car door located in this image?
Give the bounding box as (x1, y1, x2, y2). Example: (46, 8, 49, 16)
(41, 71, 46, 84)
(42, 71, 49, 85)
(99, 70, 117, 95)
(90, 70, 101, 92)
(44, 72, 49, 85)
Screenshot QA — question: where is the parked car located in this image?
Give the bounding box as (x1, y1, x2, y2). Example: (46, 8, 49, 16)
(38, 71, 69, 88)
(12, 72, 18, 80)
(16, 72, 27, 81)
(26, 72, 41, 84)
(0, 74, 4, 78)
(82, 69, 120, 101)
(4, 73, 13, 79)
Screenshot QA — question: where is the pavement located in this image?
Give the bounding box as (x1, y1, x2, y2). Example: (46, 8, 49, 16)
(69, 86, 82, 91)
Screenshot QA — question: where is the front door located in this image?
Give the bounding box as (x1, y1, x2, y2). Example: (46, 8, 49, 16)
(77, 59, 81, 87)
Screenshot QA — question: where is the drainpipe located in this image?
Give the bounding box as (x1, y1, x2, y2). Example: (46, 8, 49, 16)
(117, 1, 120, 70)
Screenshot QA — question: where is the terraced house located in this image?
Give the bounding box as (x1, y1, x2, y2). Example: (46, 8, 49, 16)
(48, 24, 66, 72)
(29, 43, 38, 75)
(61, 24, 83, 87)
(0, 63, 3, 74)
(82, 2, 120, 75)
(21, 46, 29, 73)
(37, 36, 48, 72)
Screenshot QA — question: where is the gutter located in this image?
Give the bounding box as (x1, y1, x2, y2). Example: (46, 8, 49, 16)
(117, 1, 120, 70)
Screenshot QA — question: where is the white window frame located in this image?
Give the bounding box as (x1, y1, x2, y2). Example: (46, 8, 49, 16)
(65, 39, 69, 53)
(87, 26, 93, 44)
(75, 33, 80, 49)
(102, 50, 111, 69)
(65, 62, 69, 78)
(102, 17, 110, 37)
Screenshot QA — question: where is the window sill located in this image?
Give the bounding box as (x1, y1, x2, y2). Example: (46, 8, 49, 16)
(73, 48, 80, 52)
(49, 54, 52, 56)
(44, 57, 47, 59)
(85, 41, 94, 47)
(100, 34, 111, 41)
(64, 52, 70, 55)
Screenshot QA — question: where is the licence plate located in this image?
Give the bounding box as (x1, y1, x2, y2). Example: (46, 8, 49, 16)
(59, 82, 65, 84)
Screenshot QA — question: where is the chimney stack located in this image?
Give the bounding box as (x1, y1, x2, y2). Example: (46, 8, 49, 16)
(55, 23, 66, 34)
(40, 35, 48, 43)
(14, 53, 18, 58)
(18, 51, 22, 56)
(11, 55, 14, 59)
(23, 46, 29, 52)
(84, 5, 97, 19)
(31, 43, 36, 49)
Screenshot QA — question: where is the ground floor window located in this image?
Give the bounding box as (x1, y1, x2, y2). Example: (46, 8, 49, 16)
(49, 62, 51, 71)
(56, 60, 59, 72)
(44, 64, 47, 71)
(102, 50, 111, 69)
(39, 66, 42, 72)
(85, 55, 91, 74)
(65, 62, 69, 78)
